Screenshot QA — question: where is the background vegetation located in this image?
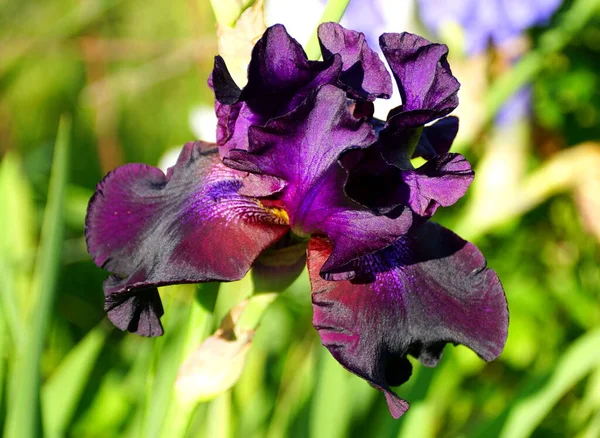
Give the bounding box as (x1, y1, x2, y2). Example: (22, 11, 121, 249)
(0, 0, 599, 437)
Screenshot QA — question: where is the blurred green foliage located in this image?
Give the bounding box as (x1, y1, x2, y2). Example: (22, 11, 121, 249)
(0, 0, 599, 437)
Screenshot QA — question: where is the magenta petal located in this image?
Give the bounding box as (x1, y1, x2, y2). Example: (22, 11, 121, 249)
(318, 22, 393, 100)
(308, 223, 508, 418)
(402, 153, 474, 217)
(85, 141, 288, 336)
(380, 32, 459, 127)
(103, 284, 164, 336)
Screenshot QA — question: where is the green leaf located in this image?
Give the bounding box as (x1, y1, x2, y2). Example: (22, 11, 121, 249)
(500, 328, 600, 438)
(41, 324, 108, 438)
(473, 0, 600, 143)
(3, 116, 71, 438)
(0, 152, 36, 346)
(310, 348, 352, 438)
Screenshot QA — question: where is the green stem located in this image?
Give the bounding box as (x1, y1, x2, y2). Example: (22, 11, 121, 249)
(304, 0, 352, 60)
(208, 0, 255, 28)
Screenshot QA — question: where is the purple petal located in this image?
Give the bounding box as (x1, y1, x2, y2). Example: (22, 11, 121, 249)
(224, 85, 376, 210)
(211, 24, 342, 155)
(341, 143, 409, 215)
(85, 141, 289, 336)
(242, 24, 341, 110)
(308, 222, 508, 418)
(412, 116, 459, 159)
(402, 153, 474, 217)
(298, 162, 414, 275)
(225, 85, 413, 272)
(343, 142, 472, 218)
(318, 22, 393, 100)
(380, 32, 459, 127)
(211, 55, 242, 105)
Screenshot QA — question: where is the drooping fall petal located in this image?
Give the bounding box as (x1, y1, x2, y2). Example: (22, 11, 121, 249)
(308, 222, 508, 418)
(85, 141, 289, 336)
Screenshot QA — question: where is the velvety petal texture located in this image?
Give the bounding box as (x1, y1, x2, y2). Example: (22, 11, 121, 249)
(401, 153, 474, 217)
(211, 24, 342, 155)
(413, 116, 459, 159)
(225, 85, 413, 273)
(308, 222, 508, 418)
(212, 23, 392, 156)
(343, 141, 472, 218)
(318, 22, 393, 100)
(380, 32, 460, 127)
(86, 141, 289, 336)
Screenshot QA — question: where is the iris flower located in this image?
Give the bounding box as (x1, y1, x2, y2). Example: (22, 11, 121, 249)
(85, 23, 508, 418)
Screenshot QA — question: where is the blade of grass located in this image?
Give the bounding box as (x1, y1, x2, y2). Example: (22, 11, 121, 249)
(161, 283, 220, 438)
(0, 320, 7, 414)
(309, 348, 352, 438)
(141, 288, 195, 438)
(3, 117, 71, 438)
(0, 257, 21, 347)
(500, 328, 600, 438)
(267, 335, 317, 438)
(140, 283, 219, 438)
(41, 324, 108, 438)
(205, 392, 233, 438)
(0, 152, 36, 346)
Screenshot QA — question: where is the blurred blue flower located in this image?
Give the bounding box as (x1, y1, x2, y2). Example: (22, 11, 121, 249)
(417, 0, 563, 55)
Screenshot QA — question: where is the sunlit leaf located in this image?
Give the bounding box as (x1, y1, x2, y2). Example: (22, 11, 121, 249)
(3, 117, 70, 438)
(500, 328, 600, 438)
(42, 325, 108, 437)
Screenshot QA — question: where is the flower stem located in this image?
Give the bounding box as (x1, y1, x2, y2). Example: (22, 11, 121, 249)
(208, 0, 255, 27)
(304, 0, 351, 60)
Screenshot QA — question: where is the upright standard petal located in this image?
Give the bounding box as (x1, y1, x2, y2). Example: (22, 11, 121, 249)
(225, 85, 414, 273)
(318, 22, 393, 100)
(380, 32, 459, 127)
(211, 24, 342, 155)
(85, 141, 289, 336)
(308, 222, 508, 418)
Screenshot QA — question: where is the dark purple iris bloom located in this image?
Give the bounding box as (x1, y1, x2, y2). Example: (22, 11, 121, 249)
(85, 23, 508, 418)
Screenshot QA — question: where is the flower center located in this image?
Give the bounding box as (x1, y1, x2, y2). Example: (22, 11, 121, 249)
(264, 205, 290, 225)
